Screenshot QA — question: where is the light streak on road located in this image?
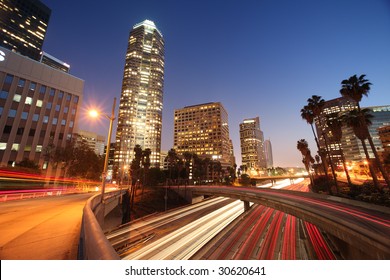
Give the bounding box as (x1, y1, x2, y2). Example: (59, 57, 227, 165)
(122, 200, 244, 260)
(281, 215, 297, 259)
(304, 221, 336, 260)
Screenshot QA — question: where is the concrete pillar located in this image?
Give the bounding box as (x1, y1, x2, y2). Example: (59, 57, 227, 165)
(243, 200, 251, 211)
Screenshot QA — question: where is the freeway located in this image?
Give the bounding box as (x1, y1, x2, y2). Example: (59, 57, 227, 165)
(0, 193, 94, 259)
(111, 179, 338, 260)
(187, 184, 390, 258)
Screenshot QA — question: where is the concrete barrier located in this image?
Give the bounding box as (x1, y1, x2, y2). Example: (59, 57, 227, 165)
(78, 190, 124, 260)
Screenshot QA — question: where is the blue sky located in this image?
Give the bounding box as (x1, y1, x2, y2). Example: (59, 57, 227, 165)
(42, 0, 390, 167)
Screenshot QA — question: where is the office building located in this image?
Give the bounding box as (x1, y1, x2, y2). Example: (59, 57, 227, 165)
(114, 19, 165, 176)
(264, 139, 273, 168)
(0, 0, 51, 61)
(40, 51, 70, 73)
(174, 102, 233, 168)
(378, 125, 390, 163)
(239, 117, 266, 170)
(315, 97, 358, 165)
(0, 47, 84, 175)
(77, 130, 105, 156)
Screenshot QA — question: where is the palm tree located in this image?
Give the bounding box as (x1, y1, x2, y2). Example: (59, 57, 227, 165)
(326, 113, 352, 186)
(340, 74, 389, 186)
(307, 95, 338, 191)
(342, 109, 379, 188)
(297, 139, 314, 186)
(141, 148, 151, 194)
(301, 105, 327, 175)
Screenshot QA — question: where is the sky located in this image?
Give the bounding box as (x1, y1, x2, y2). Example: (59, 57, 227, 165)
(41, 0, 390, 167)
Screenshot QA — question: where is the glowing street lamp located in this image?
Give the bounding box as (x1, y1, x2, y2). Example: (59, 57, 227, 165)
(89, 98, 116, 203)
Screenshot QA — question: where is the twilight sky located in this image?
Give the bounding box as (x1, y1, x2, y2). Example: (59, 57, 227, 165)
(41, 0, 390, 167)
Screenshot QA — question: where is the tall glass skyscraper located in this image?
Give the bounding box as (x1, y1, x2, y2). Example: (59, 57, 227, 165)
(115, 20, 165, 176)
(0, 0, 51, 61)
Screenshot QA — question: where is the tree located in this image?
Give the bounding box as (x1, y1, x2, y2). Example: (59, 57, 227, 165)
(340, 74, 389, 186)
(301, 104, 327, 175)
(15, 158, 41, 173)
(326, 113, 352, 186)
(343, 109, 380, 188)
(297, 139, 315, 187)
(307, 95, 338, 191)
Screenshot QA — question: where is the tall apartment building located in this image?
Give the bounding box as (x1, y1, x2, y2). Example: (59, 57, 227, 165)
(115, 19, 165, 176)
(0, 0, 51, 61)
(0, 47, 83, 175)
(239, 117, 266, 170)
(174, 102, 233, 167)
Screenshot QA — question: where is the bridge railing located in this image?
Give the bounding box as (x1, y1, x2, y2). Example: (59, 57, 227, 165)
(78, 190, 124, 260)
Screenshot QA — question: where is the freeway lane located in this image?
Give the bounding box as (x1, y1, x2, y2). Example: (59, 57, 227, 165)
(188, 185, 390, 258)
(0, 193, 93, 259)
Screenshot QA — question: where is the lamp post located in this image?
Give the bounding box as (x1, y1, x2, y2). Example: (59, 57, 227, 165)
(90, 97, 116, 203)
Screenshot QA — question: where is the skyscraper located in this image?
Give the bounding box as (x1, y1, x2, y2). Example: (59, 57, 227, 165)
(264, 139, 273, 168)
(174, 102, 233, 168)
(115, 20, 165, 176)
(239, 117, 266, 170)
(0, 0, 51, 61)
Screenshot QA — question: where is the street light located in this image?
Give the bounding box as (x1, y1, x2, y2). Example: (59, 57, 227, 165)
(89, 97, 116, 203)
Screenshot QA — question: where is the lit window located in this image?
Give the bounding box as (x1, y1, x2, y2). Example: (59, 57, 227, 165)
(25, 97, 33, 105)
(36, 145, 43, 152)
(42, 162, 48, 169)
(0, 143, 7, 150)
(13, 94, 22, 102)
(36, 100, 43, 107)
(11, 144, 19, 151)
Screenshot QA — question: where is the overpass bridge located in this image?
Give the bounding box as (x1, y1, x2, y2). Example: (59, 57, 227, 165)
(181, 185, 390, 259)
(80, 185, 390, 259)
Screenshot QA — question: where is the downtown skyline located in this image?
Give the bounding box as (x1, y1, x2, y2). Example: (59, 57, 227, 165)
(41, 0, 390, 167)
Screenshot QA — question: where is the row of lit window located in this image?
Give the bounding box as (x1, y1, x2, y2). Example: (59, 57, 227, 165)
(0, 142, 43, 152)
(2, 74, 78, 103)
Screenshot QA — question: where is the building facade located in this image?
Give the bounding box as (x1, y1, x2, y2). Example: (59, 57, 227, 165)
(40, 51, 70, 73)
(315, 98, 390, 165)
(173, 102, 233, 167)
(264, 139, 273, 168)
(239, 117, 266, 170)
(315, 97, 358, 165)
(0, 47, 84, 175)
(0, 0, 51, 61)
(114, 19, 165, 177)
(77, 130, 105, 156)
